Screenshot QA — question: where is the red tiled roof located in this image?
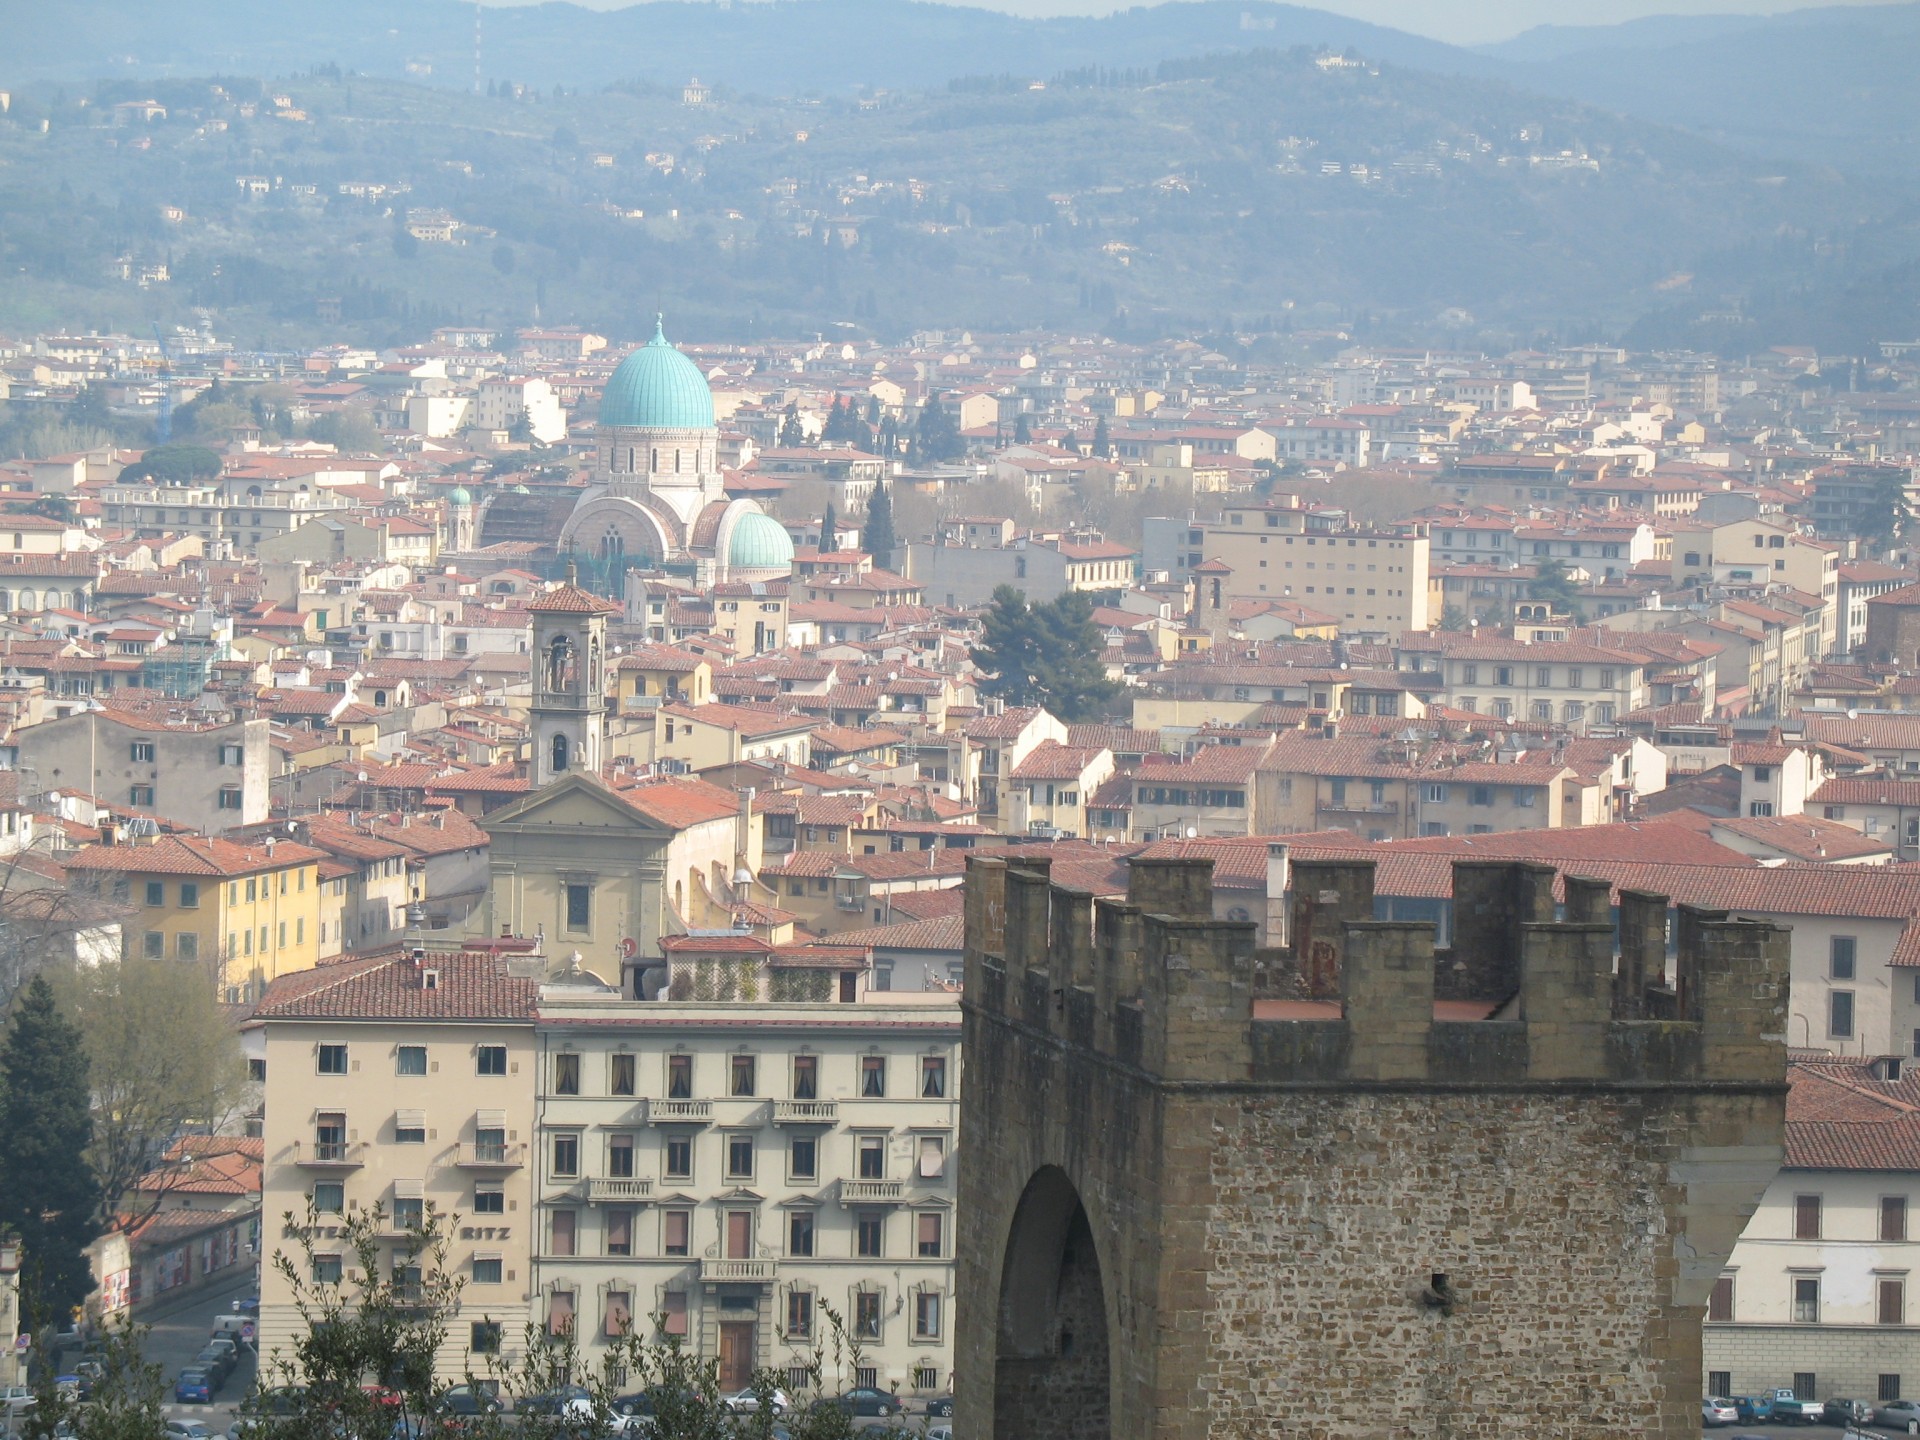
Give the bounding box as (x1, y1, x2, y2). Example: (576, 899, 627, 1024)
(253, 947, 539, 1021)
(64, 835, 327, 878)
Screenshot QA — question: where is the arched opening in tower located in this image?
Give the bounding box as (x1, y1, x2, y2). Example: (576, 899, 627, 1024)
(994, 1165, 1111, 1438)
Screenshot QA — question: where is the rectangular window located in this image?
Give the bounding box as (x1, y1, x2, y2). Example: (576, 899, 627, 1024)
(1885, 1196, 1909, 1242)
(472, 1258, 502, 1285)
(217, 788, 243, 811)
(1793, 1278, 1820, 1324)
(788, 1211, 815, 1258)
(1708, 1371, 1732, 1399)
(663, 1211, 690, 1257)
(861, 1056, 886, 1097)
(312, 1254, 343, 1284)
(1883, 1376, 1904, 1404)
(727, 1134, 754, 1179)
(786, 1290, 813, 1339)
(610, 1053, 635, 1096)
(730, 1054, 756, 1096)
(312, 1181, 344, 1214)
(792, 1055, 818, 1099)
(1831, 991, 1855, 1039)
(1796, 1194, 1822, 1240)
(318, 1044, 348, 1075)
(396, 1046, 427, 1076)
(474, 1187, 504, 1215)
(394, 1112, 425, 1144)
(790, 1135, 817, 1181)
(131, 741, 155, 762)
(547, 1290, 575, 1338)
(554, 1052, 580, 1095)
(552, 1133, 579, 1178)
(665, 1136, 692, 1180)
(859, 1135, 885, 1180)
(918, 1135, 946, 1179)
(667, 1054, 693, 1099)
(605, 1208, 633, 1258)
(921, 1056, 946, 1098)
(145, 881, 165, 907)
(603, 1289, 632, 1339)
(1832, 936, 1858, 980)
(857, 1211, 883, 1258)
(179, 882, 199, 908)
(1708, 1275, 1733, 1322)
(130, 784, 152, 807)
(916, 1212, 943, 1257)
(854, 1291, 882, 1340)
(392, 1196, 425, 1230)
(550, 1209, 576, 1257)
(475, 1126, 506, 1162)
(143, 930, 164, 959)
(914, 1292, 942, 1340)
(1881, 1278, 1905, 1326)
(564, 883, 590, 932)
(477, 1045, 507, 1076)
(1794, 1373, 1817, 1400)
(608, 1134, 634, 1179)
(661, 1291, 688, 1336)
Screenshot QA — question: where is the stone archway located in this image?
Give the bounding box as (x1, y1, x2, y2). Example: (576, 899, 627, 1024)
(994, 1166, 1111, 1439)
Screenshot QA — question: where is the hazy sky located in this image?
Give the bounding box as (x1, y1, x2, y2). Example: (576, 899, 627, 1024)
(537, 0, 1903, 47)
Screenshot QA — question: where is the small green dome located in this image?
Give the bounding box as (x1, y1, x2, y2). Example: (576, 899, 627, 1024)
(448, 486, 473, 505)
(510, 483, 531, 494)
(728, 510, 795, 572)
(599, 318, 715, 431)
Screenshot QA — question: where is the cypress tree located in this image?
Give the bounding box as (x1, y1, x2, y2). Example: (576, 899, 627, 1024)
(821, 500, 838, 551)
(861, 483, 897, 563)
(1093, 414, 1111, 459)
(0, 976, 100, 1330)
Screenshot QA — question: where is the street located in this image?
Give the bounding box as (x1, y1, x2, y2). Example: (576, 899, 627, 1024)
(142, 1270, 259, 1429)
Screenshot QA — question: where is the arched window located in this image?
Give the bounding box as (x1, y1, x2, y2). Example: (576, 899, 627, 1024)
(547, 635, 576, 692)
(551, 732, 570, 773)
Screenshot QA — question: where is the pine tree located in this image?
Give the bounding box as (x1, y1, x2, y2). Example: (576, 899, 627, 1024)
(860, 483, 896, 563)
(821, 500, 838, 551)
(778, 403, 805, 448)
(974, 586, 1121, 721)
(0, 976, 100, 1330)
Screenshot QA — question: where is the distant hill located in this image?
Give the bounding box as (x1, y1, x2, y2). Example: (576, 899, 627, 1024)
(1490, 3, 1920, 173)
(4, 0, 1503, 94)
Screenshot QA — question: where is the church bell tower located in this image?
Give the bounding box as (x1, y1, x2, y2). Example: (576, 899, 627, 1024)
(526, 578, 617, 788)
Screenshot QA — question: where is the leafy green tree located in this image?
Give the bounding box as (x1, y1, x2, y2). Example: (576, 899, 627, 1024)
(0, 977, 100, 1330)
(1526, 557, 1581, 611)
(860, 482, 896, 561)
(45, 956, 250, 1231)
(117, 443, 222, 486)
(20, 1318, 164, 1440)
(1437, 602, 1468, 631)
(1858, 470, 1913, 555)
(310, 411, 381, 452)
(974, 585, 1120, 721)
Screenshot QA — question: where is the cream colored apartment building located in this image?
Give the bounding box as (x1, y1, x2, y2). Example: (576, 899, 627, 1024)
(255, 947, 540, 1380)
(533, 986, 961, 1402)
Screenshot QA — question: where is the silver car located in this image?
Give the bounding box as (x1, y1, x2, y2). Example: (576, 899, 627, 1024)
(1880, 1399, 1920, 1427)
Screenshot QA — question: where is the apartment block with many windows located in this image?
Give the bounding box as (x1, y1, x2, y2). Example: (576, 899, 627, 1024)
(532, 990, 960, 1401)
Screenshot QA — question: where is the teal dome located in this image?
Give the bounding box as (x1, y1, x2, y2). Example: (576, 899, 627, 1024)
(728, 510, 795, 572)
(448, 486, 473, 505)
(599, 318, 715, 431)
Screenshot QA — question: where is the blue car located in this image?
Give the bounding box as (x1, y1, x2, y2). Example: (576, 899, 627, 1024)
(1732, 1395, 1774, 1423)
(174, 1370, 214, 1404)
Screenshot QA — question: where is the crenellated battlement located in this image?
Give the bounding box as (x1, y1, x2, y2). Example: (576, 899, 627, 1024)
(962, 850, 1789, 1089)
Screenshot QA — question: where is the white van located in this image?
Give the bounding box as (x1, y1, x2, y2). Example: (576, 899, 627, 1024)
(210, 1315, 255, 1341)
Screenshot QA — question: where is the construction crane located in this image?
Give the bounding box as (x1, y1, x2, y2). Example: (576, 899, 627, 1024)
(150, 322, 174, 444)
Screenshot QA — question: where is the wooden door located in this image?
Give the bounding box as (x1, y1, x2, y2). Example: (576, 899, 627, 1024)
(719, 1321, 754, 1391)
(726, 1211, 752, 1259)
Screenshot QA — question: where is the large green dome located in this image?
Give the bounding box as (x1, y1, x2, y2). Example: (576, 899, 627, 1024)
(728, 510, 795, 572)
(599, 319, 715, 431)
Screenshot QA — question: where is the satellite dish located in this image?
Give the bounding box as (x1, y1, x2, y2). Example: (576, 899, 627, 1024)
(1185, 827, 1198, 839)
(1848, 709, 1858, 719)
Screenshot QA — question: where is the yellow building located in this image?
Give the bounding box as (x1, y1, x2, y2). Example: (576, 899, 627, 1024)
(66, 834, 327, 1002)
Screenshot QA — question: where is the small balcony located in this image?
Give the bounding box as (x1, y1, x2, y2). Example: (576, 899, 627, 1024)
(647, 1099, 713, 1125)
(834, 894, 865, 912)
(772, 1100, 838, 1125)
(455, 1142, 527, 1169)
(586, 1177, 653, 1204)
(839, 1178, 904, 1206)
(293, 1141, 366, 1169)
(1320, 800, 1399, 816)
(700, 1257, 777, 1283)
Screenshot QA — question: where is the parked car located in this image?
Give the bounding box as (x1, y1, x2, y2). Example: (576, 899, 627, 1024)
(1880, 1399, 1920, 1427)
(928, 1428, 953, 1440)
(435, 1385, 501, 1417)
(1824, 1398, 1874, 1426)
(925, 1395, 954, 1418)
(191, 1349, 234, 1387)
(814, 1387, 899, 1418)
(174, 1371, 215, 1405)
(719, 1387, 790, 1416)
(0, 1386, 35, 1417)
(71, 1361, 103, 1401)
(1703, 1397, 1739, 1426)
(165, 1423, 214, 1440)
(1731, 1396, 1774, 1423)
(515, 1385, 591, 1418)
(1767, 1389, 1824, 1424)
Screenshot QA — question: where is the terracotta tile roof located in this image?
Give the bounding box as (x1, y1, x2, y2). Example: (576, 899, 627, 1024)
(1708, 814, 1892, 861)
(1805, 713, 1920, 752)
(1811, 778, 1920, 807)
(664, 700, 813, 738)
(829, 914, 964, 951)
(64, 834, 327, 878)
(526, 581, 620, 615)
(253, 947, 539, 1021)
(1010, 741, 1109, 782)
(607, 775, 742, 829)
(1785, 1060, 1920, 1170)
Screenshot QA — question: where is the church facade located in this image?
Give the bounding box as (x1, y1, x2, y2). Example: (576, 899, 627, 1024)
(559, 321, 795, 584)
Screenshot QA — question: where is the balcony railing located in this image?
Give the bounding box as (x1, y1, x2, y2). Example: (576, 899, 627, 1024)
(1320, 800, 1399, 815)
(835, 895, 865, 911)
(455, 1142, 527, 1169)
(647, 1099, 713, 1125)
(586, 1177, 654, 1203)
(293, 1141, 366, 1168)
(772, 1100, 838, 1125)
(839, 1178, 904, 1206)
(699, 1258, 777, 1283)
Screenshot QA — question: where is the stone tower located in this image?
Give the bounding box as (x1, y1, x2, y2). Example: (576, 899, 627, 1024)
(526, 580, 617, 787)
(957, 854, 1789, 1440)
